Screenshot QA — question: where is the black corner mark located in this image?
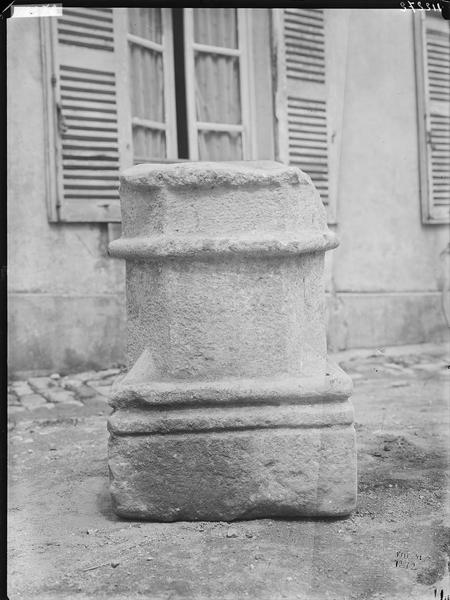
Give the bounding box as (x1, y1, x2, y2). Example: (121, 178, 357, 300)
(441, 0, 450, 19)
(0, 1, 14, 19)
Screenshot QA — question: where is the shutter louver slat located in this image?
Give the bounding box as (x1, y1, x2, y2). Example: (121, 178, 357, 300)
(422, 13, 450, 220)
(60, 9, 114, 27)
(284, 8, 330, 204)
(285, 9, 324, 24)
(57, 8, 114, 52)
(60, 64, 119, 202)
(55, 8, 121, 221)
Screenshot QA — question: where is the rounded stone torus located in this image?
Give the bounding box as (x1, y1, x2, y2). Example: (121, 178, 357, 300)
(108, 160, 357, 521)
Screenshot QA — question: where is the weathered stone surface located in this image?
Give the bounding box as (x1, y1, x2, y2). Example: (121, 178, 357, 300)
(119, 160, 307, 191)
(108, 161, 357, 520)
(110, 425, 356, 521)
(8, 405, 25, 414)
(69, 371, 100, 383)
(11, 381, 34, 396)
(110, 360, 352, 411)
(28, 376, 54, 391)
(86, 381, 114, 396)
(42, 388, 82, 406)
(109, 362, 356, 520)
(72, 384, 96, 400)
(20, 394, 48, 410)
(71, 368, 121, 383)
(8, 393, 20, 406)
(87, 368, 121, 380)
(61, 378, 84, 392)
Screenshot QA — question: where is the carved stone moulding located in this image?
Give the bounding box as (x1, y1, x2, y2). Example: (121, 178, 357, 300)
(108, 161, 357, 521)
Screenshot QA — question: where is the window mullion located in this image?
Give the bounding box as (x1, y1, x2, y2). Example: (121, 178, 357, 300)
(114, 9, 133, 175)
(162, 8, 178, 158)
(127, 33, 163, 53)
(238, 9, 255, 160)
(183, 8, 199, 160)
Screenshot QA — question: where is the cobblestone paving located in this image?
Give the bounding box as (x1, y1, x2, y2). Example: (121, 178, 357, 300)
(8, 347, 449, 420)
(337, 347, 450, 380)
(8, 368, 125, 420)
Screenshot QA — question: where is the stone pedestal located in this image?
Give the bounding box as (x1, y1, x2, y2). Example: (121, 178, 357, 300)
(108, 161, 357, 521)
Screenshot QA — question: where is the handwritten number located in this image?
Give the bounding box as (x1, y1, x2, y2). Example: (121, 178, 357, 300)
(400, 1, 441, 8)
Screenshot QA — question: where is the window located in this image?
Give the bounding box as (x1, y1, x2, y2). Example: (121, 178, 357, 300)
(41, 8, 255, 223)
(415, 11, 450, 224)
(126, 8, 177, 164)
(184, 8, 255, 160)
(272, 8, 336, 223)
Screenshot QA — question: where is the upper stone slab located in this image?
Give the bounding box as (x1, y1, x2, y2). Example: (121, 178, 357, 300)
(116, 159, 329, 240)
(120, 160, 310, 190)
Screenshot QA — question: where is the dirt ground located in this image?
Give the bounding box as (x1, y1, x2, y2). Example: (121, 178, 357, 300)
(7, 343, 450, 600)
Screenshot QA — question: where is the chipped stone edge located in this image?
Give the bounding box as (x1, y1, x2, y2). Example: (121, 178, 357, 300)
(109, 361, 353, 410)
(109, 230, 338, 260)
(108, 400, 355, 436)
(119, 161, 308, 190)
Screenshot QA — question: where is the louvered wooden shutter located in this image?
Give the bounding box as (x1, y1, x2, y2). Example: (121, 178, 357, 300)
(274, 9, 333, 219)
(45, 8, 132, 222)
(415, 12, 450, 224)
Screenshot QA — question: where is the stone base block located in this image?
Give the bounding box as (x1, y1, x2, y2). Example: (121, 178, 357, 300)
(108, 421, 356, 521)
(108, 361, 357, 521)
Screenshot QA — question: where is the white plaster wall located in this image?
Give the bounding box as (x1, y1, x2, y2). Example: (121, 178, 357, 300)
(325, 10, 449, 349)
(332, 10, 449, 294)
(7, 19, 125, 295)
(7, 18, 126, 373)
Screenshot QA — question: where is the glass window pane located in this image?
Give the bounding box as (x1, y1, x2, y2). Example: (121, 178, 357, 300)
(128, 8, 162, 43)
(195, 54, 241, 124)
(193, 9, 238, 48)
(133, 126, 166, 161)
(129, 45, 164, 122)
(198, 131, 242, 161)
